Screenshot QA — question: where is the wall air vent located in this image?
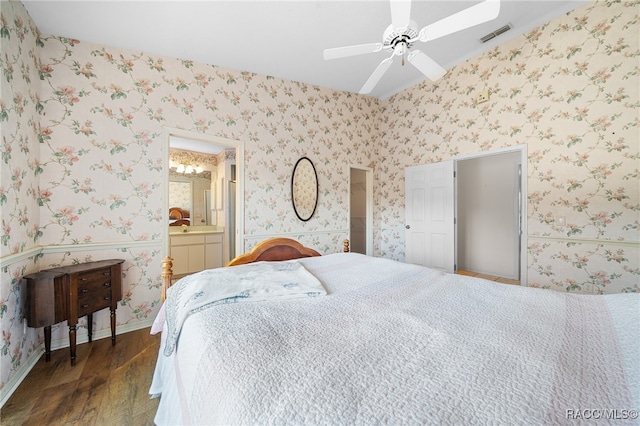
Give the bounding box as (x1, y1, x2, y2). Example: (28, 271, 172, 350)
(480, 24, 512, 43)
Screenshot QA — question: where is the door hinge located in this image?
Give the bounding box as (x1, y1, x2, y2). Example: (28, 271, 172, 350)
(453, 171, 456, 178)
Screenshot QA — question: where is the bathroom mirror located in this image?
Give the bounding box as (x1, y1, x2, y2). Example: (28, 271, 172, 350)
(168, 147, 220, 227)
(291, 157, 318, 221)
(168, 179, 193, 225)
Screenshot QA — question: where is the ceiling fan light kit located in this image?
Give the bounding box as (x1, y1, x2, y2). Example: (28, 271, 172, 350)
(323, 0, 501, 95)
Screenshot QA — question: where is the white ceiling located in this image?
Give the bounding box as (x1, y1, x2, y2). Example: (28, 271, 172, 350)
(23, 0, 587, 99)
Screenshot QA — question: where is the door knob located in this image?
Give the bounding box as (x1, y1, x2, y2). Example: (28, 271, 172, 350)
(405, 225, 410, 229)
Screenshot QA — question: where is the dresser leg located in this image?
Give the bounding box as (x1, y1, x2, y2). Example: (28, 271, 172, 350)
(44, 326, 51, 362)
(110, 308, 116, 346)
(69, 325, 76, 366)
(87, 313, 93, 343)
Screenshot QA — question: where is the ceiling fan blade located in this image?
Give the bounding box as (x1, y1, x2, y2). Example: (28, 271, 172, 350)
(407, 50, 447, 81)
(360, 57, 393, 94)
(390, 0, 412, 30)
(323, 43, 383, 60)
(419, 0, 500, 42)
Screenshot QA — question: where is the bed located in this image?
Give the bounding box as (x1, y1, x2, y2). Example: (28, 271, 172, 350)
(150, 238, 639, 425)
(169, 207, 191, 226)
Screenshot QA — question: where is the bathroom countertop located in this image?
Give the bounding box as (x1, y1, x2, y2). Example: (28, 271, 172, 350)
(169, 226, 224, 235)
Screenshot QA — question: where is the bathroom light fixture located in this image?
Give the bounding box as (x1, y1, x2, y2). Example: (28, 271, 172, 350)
(174, 163, 203, 174)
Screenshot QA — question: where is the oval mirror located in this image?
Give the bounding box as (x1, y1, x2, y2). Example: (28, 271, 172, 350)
(291, 157, 318, 221)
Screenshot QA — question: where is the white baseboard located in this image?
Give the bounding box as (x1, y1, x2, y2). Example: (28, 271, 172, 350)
(0, 348, 42, 409)
(0, 319, 155, 409)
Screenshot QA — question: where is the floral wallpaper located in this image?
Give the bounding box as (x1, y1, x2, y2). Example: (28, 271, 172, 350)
(170, 148, 217, 171)
(1, 0, 42, 398)
(168, 181, 192, 212)
(0, 0, 638, 404)
(375, 0, 638, 294)
(0, 0, 377, 400)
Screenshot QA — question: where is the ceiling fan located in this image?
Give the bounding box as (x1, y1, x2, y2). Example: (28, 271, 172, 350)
(323, 0, 501, 94)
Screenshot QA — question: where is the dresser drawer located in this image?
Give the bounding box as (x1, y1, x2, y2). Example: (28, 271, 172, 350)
(77, 267, 112, 292)
(23, 259, 125, 366)
(78, 288, 113, 317)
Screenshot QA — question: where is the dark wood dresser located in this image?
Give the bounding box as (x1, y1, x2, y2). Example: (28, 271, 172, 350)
(23, 259, 125, 365)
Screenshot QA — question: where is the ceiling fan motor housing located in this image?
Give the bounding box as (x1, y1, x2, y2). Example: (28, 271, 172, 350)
(383, 21, 418, 52)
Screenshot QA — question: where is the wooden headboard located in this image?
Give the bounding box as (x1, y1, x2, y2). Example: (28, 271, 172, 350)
(226, 238, 320, 266)
(160, 238, 350, 301)
(169, 207, 190, 219)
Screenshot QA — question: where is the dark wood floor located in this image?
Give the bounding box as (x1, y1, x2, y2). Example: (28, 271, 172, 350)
(1, 327, 160, 425)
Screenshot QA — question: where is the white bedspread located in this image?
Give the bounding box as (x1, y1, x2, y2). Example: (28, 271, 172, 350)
(162, 260, 325, 356)
(150, 253, 639, 425)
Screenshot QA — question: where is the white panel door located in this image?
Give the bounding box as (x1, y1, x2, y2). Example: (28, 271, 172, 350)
(405, 161, 454, 273)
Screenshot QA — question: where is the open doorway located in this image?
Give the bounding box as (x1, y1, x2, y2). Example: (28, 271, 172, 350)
(404, 146, 527, 286)
(163, 127, 244, 267)
(456, 151, 522, 284)
(349, 165, 373, 255)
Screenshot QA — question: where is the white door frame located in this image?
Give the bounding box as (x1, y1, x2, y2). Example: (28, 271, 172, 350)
(453, 145, 527, 286)
(163, 127, 245, 260)
(349, 164, 373, 255)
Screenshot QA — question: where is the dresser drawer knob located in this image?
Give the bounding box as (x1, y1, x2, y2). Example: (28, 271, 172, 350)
(81, 277, 88, 281)
(104, 296, 111, 301)
(81, 288, 89, 293)
(82, 304, 89, 308)
(103, 282, 111, 287)
(103, 272, 110, 276)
